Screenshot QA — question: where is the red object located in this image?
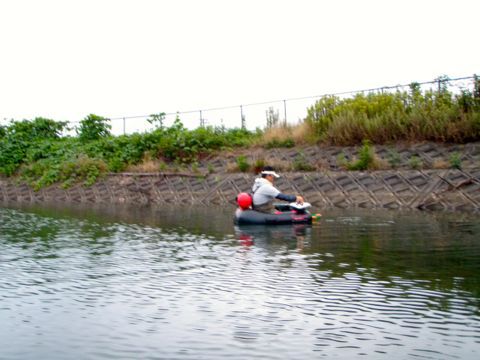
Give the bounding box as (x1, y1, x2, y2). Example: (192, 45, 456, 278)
(239, 234, 254, 246)
(237, 192, 252, 210)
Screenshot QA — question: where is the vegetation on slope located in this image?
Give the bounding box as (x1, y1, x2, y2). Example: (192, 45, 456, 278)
(1, 75, 479, 189)
(0, 115, 255, 189)
(304, 76, 480, 145)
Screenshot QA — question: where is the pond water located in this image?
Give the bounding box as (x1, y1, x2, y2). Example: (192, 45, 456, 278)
(0, 203, 479, 360)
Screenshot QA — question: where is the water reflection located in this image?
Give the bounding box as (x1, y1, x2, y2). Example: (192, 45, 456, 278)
(235, 223, 311, 250)
(1, 203, 479, 359)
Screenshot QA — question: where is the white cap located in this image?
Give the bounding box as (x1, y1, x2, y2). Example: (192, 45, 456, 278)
(261, 170, 280, 178)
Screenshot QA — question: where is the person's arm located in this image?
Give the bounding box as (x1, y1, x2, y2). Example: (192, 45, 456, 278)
(276, 193, 303, 203)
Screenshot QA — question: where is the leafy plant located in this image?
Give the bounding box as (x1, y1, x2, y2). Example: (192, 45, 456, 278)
(336, 153, 348, 169)
(6, 117, 68, 139)
(387, 149, 402, 169)
(236, 155, 250, 172)
(77, 114, 111, 141)
(449, 152, 462, 169)
(347, 140, 374, 170)
(147, 112, 166, 129)
(409, 155, 423, 170)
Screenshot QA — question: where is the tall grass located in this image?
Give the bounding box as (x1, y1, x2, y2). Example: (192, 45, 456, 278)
(305, 76, 480, 145)
(256, 121, 315, 148)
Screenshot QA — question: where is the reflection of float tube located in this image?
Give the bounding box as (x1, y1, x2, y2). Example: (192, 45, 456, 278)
(238, 233, 254, 247)
(235, 223, 311, 249)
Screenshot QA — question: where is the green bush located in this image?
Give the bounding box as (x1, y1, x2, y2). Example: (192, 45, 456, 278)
(147, 112, 166, 129)
(347, 140, 375, 171)
(409, 155, 423, 170)
(7, 117, 68, 139)
(236, 155, 250, 172)
(387, 149, 402, 169)
(0, 118, 67, 176)
(305, 76, 480, 145)
(77, 114, 111, 141)
(449, 152, 462, 169)
(0, 115, 257, 189)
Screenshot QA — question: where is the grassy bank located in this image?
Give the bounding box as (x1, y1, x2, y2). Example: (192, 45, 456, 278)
(1, 76, 479, 189)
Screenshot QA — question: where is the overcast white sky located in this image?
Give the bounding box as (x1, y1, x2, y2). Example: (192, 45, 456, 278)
(0, 0, 478, 131)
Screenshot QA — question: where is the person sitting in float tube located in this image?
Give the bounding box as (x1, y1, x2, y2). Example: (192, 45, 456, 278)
(251, 166, 305, 214)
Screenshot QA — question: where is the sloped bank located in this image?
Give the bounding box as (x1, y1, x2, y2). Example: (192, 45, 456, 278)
(1, 168, 479, 212)
(2, 142, 480, 213)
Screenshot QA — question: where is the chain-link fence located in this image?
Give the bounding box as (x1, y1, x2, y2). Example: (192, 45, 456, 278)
(35, 75, 480, 136)
(120, 75, 477, 135)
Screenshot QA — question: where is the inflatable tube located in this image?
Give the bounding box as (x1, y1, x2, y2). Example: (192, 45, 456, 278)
(234, 208, 313, 225)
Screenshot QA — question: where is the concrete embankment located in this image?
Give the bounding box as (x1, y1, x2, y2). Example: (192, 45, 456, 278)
(1, 142, 479, 212)
(1, 169, 479, 212)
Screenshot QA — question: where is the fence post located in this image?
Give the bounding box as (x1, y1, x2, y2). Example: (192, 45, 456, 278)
(200, 110, 204, 127)
(283, 100, 287, 125)
(123, 117, 126, 135)
(240, 105, 245, 129)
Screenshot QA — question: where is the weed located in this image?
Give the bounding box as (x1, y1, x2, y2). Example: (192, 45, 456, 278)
(347, 140, 375, 170)
(191, 162, 200, 173)
(77, 114, 111, 141)
(253, 158, 265, 174)
(236, 155, 250, 172)
(293, 153, 315, 171)
(264, 138, 295, 149)
(207, 163, 215, 174)
(409, 155, 423, 170)
(449, 152, 462, 169)
(147, 113, 166, 129)
(387, 149, 402, 169)
(258, 125, 296, 149)
(336, 153, 349, 169)
(126, 159, 163, 173)
(159, 162, 168, 171)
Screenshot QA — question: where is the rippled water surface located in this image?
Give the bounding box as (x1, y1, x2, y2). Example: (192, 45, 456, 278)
(1, 204, 479, 359)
